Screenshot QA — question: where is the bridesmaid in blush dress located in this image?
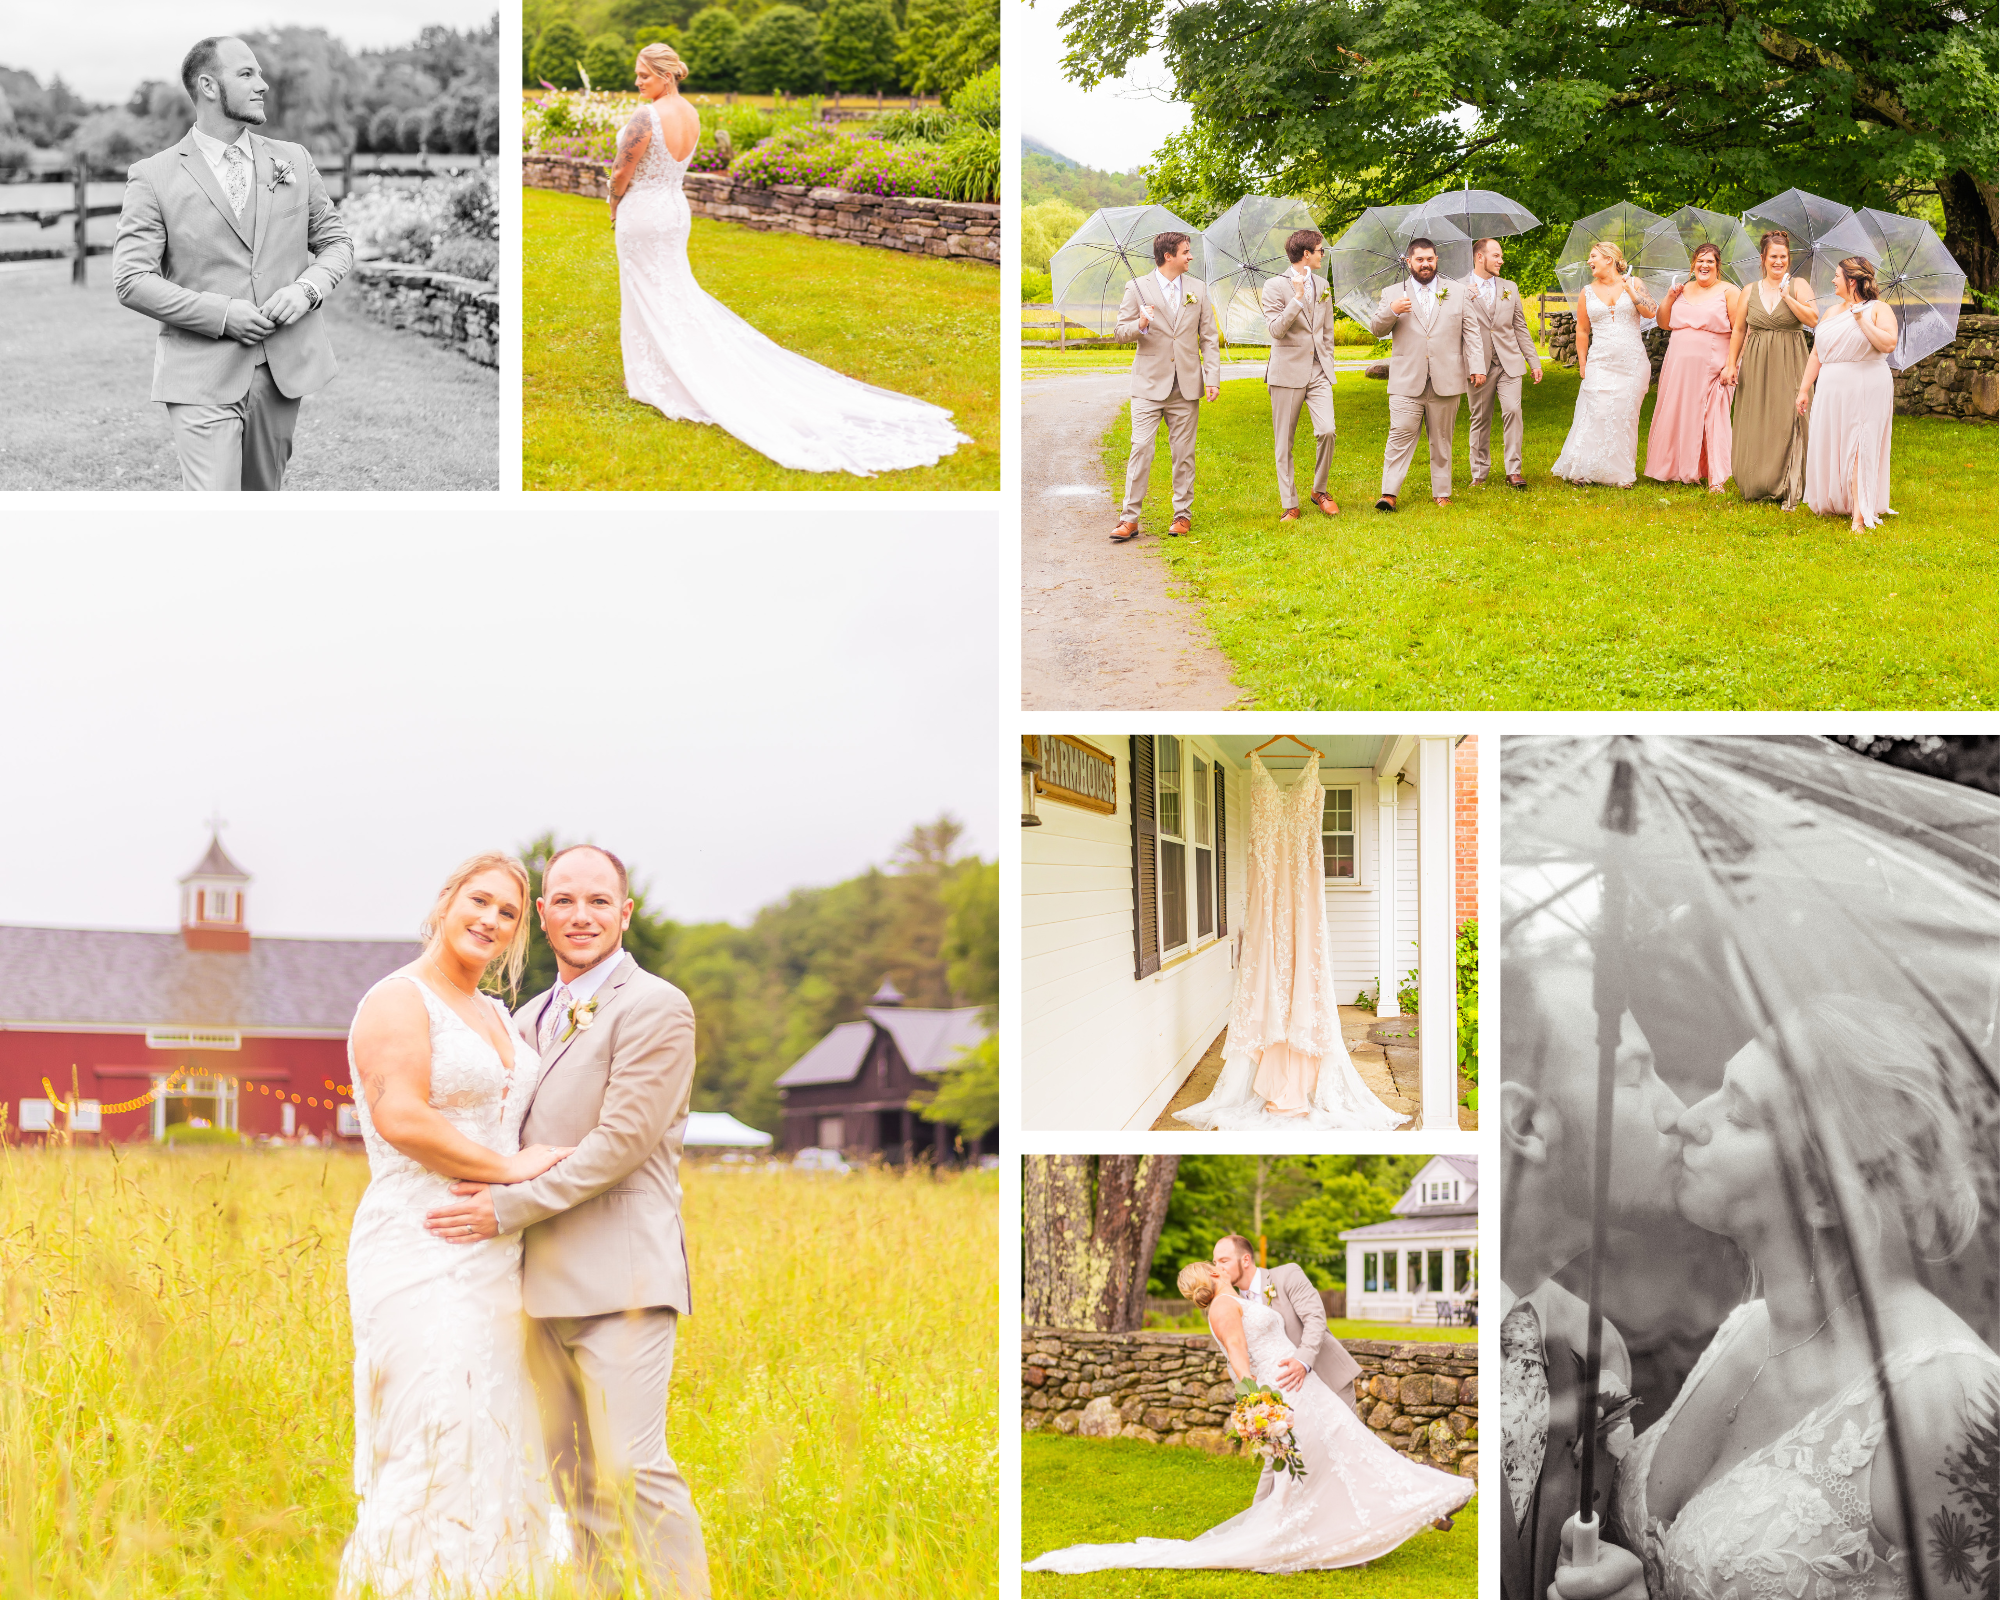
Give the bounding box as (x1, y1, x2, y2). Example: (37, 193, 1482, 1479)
(1644, 243, 1740, 491)
(1798, 256, 1900, 530)
(1723, 231, 1818, 505)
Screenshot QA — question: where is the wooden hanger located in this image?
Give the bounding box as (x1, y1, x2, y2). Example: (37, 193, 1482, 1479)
(1246, 733, 1324, 759)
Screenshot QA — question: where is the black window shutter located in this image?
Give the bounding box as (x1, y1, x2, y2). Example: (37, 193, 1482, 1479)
(1214, 761, 1228, 938)
(1131, 735, 1160, 979)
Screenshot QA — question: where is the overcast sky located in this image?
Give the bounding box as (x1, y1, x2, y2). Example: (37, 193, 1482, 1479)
(0, 513, 997, 939)
(7, 3, 498, 104)
(1015, 0, 1190, 174)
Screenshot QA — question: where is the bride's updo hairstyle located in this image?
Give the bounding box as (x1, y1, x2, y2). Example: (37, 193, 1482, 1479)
(636, 42, 689, 82)
(420, 853, 532, 998)
(1177, 1261, 1220, 1309)
(1771, 994, 1980, 1262)
(1587, 241, 1628, 276)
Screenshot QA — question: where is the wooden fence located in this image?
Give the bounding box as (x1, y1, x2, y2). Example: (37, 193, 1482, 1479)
(1022, 303, 1119, 350)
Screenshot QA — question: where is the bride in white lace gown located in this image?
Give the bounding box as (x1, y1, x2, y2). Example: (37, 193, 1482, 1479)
(1024, 1263, 1473, 1574)
(1176, 752, 1407, 1131)
(609, 45, 970, 476)
(338, 854, 573, 1598)
(1551, 243, 1658, 487)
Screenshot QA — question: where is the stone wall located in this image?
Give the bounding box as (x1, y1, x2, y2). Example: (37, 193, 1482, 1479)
(523, 155, 999, 265)
(1021, 1329, 1477, 1480)
(348, 260, 497, 366)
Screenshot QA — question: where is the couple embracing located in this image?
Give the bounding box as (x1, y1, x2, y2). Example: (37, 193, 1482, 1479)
(1027, 1235, 1472, 1575)
(338, 845, 707, 1599)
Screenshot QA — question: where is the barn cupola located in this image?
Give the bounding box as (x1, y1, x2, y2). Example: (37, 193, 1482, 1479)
(868, 979, 905, 1008)
(179, 832, 251, 953)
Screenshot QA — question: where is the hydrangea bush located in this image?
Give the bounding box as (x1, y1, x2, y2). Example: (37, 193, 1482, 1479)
(337, 165, 500, 283)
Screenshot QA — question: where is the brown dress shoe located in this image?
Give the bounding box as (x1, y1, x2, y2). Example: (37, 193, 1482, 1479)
(1279, 506, 1301, 522)
(1169, 515, 1192, 536)
(1507, 473, 1527, 488)
(1469, 476, 1487, 487)
(1434, 497, 1451, 507)
(1312, 491, 1339, 516)
(1110, 520, 1141, 543)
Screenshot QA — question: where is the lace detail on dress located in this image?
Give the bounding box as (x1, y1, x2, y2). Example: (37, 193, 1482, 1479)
(1552, 289, 1651, 487)
(338, 975, 567, 1598)
(615, 101, 969, 476)
(1614, 1301, 2000, 1600)
(1024, 1295, 1472, 1575)
(1175, 756, 1406, 1132)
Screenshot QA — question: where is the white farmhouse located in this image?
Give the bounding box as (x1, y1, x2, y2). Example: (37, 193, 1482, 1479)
(1021, 733, 1473, 1130)
(1342, 1155, 1480, 1325)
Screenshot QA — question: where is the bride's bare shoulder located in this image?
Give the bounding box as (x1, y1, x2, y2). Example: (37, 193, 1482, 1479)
(1208, 1293, 1243, 1326)
(616, 105, 653, 158)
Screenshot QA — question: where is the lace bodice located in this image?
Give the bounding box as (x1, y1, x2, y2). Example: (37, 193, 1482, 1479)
(627, 102, 690, 193)
(1237, 1296, 1302, 1384)
(1615, 1301, 2000, 1600)
(1553, 287, 1651, 485)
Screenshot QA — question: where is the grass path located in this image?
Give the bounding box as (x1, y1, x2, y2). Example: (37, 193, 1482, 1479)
(1101, 370, 1996, 708)
(0, 262, 497, 491)
(1021, 1434, 1476, 1597)
(522, 187, 998, 490)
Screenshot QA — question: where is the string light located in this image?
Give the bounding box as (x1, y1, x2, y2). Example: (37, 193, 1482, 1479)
(35, 1066, 352, 1119)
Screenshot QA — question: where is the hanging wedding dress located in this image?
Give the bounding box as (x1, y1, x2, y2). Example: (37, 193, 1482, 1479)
(615, 101, 971, 476)
(1175, 754, 1409, 1132)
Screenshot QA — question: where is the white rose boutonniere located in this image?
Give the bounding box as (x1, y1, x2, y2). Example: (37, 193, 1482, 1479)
(1435, 284, 1449, 302)
(268, 157, 296, 190)
(560, 997, 599, 1043)
(1261, 1282, 1278, 1307)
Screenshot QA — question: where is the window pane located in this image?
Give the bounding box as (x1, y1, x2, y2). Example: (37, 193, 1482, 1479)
(1428, 1250, 1444, 1293)
(1191, 757, 1209, 844)
(1161, 841, 1186, 949)
(1383, 1252, 1396, 1291)
(1158, 737, 1182, 839)
(1454, 1249, 1472, 1291)
(1364, 1253, 1378, 1292)
(1323, 787, 1356, 881)
(1195, 846, 1213, 938)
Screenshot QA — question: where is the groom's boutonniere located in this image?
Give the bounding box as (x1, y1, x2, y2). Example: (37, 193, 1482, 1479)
(268, 157, 296, 190)
(1435, 284, 1449, 302)
(1261, 1282, 1278, 1307)
(560, 997, 599, 1044)
(1183, 291, 1196, 308)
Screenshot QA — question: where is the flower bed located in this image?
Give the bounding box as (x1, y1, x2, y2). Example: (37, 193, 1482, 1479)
(339, 163, 498, 285)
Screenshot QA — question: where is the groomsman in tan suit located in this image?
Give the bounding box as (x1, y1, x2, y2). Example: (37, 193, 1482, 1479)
(113, 36, 352, 491)
(427, 845, 710, 1599)
(1110, 232, 1221, 542)
(1261, 228, 1341, 521)
(1465, 237, 1543, 488)
(1369, 238, 1486, 511)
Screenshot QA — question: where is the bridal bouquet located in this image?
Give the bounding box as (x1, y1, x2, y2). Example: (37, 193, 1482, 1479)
(1228, 1378, 1308, 1481)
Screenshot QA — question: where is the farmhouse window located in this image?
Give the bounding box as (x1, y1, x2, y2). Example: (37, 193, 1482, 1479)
(1381, 1251, 1397, 1291)
(1426, 1250, 1444, 1293)
(1130, 736, 1160, 979)
(816, 1115, 846, 1150)
(1454, 1249, 1473, 1291)
(1363, 1252, 1379, 1292)
(1323, 788, 1357, 882)
(1157, 736, 1187, 955)
(1192, 754, 1213, 939)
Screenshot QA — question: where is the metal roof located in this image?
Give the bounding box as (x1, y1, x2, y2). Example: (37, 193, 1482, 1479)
(180, 835, 250, 883)
(0, 925, 420, 1034)
(773, 1019, 876, 1087)
(1340, 1212, 1479, 1240)
(773, 1005, 990, 1088)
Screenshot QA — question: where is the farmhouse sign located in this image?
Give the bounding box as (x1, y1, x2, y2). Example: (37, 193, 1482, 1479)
(1029, 736, 1117, 815)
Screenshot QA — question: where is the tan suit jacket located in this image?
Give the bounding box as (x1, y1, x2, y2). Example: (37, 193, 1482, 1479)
(1216, 1263, 1362, 1405)
(1369, 280, 1486, 397)
(1261, 272, 1340, 389)
(1115, 272, 1221, 401)
(1469, 275, 1542, 379)
(114, 130, 352, 405)
(491, 953, 698, 1320)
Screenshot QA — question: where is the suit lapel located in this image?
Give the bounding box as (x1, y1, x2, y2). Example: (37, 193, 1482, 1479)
(249, 136, 273, 259)
(178, 134, 251, 249)
(522, 952, 636, 1102)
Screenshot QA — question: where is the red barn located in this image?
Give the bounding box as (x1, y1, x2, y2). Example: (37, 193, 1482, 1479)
(0, 835, 417, 1144)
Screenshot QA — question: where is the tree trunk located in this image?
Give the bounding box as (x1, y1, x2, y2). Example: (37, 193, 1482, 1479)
(1941, 169, 1997, 296)
(1022, 1154, 1180, 1330)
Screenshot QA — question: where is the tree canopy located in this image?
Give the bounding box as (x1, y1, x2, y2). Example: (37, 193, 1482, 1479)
(1048, 0, 1997, 291)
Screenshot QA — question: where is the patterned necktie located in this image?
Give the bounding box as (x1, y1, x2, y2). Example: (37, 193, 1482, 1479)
(1501, 1301, 1550, 1527)
(222, 145, 249, 217)
(539, 983, 572, 1052)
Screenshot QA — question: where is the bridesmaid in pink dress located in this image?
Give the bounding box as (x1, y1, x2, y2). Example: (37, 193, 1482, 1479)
(1644, 243, 1741, 490)
(1798, 256, 1900, 530)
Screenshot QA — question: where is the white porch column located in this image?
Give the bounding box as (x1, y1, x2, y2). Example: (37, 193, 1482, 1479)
(1374, 774, 1401, 1016)
(1417, 735, 1457, 1130)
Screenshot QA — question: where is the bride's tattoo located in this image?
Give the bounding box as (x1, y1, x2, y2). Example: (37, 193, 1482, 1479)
(1926, 1377, 1999, 1596)
(359, 1065, 387, 1105)
(616, 116, 649, 166)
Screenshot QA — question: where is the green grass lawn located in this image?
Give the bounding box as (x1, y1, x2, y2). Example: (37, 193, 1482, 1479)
(1143, 1314, 1477, 1342)
(524, 187, 997, 489)
(1102, 369, 1997, 708)
(1021, 1434, 1476, 1597)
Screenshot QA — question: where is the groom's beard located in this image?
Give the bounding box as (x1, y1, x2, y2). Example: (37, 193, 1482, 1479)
(223, 83, 268, 126)
(1410, 265, 1437, 284)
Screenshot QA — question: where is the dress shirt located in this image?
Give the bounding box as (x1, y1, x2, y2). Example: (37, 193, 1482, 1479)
(541, 948, 627, 1041)
(1152, 268, 1188, 330)
(189, 124, 254, 195)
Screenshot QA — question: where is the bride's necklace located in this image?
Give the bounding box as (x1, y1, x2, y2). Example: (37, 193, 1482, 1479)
(1725, 1289, 1860, 1424)
(423, 953, 480, 1000)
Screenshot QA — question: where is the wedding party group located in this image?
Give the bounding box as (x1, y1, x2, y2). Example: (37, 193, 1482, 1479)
(1105, 224, 1906, 541)
(1025, 1234, 1473, 1575)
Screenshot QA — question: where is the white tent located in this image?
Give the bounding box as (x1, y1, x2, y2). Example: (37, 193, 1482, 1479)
(684, 1112, 773, 1148)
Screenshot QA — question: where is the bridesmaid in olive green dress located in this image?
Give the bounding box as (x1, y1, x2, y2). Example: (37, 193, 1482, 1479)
(1723, 231, 1820, 505)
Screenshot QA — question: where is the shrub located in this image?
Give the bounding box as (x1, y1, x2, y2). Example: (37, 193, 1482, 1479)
(531, 20, 588, 89)
(820, 0, 901, 93)
(635, 24, 684, 54)
(874, 106, 957, 143)
(583, 32, 633, 92)
(423, 98, 454, 154)
(939, 119, 997, 202)
(1332, 314, 1373, 345)
(683, 8, 744, 90)
(429, 234, 499, 281)
(476, 98, 499, 155)
(1022, 198, 1085, 273)
(739, 6, 823, 95)
(1456, 918, 1477, 1107)
(397, 106, 428, 154)
(949, 63, 999, 126)
(730, 122, 856, 187)
(1021, 268, 1051, 303)
(837, 137, 948, 198)
(163, 1125, 240, 1146)
(68, 109, 151, 176)
(0, 132, 33, 178)
(445, 170, 498, 240)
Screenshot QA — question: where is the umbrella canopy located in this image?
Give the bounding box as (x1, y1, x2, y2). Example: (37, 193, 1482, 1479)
(1653, 205, 1760, 286)
(1555, 202, 1689, 299)
(1050, 205, 1206, 338)
(1201, 195, 1323, 347)
(1741, 188, 1855, 290)
(1327, 205, 1472, 328)
(1407, 187, 1540, 243)
(1810, 208, 1966, 370)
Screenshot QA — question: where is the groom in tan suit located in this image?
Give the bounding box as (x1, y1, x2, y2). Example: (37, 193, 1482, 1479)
(1465, 238, 1543, 488)
(427, 844, 709, 1598)
(1369, 238, 1485, 510)
(1110, 233, 1220, 543)
(1261, 228, 1340, 521)
(113, 36, 352, 491)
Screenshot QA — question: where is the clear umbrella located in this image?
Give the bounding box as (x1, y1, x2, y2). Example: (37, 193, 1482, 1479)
(1809, 208, 1966, 370)
(1049, 205, 1207, 338)
(1652, 205, 1760, 286)
(1326, 205, 1472, 329)
(1555, 202, 1689, 300)
(1407, 186, 1540, 242)
(1741, 188, 1855, 291)
(1504, 735, 2000, 1600)
(1200, 195, 1323, 347)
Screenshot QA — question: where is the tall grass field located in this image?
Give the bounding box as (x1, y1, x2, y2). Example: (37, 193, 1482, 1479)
(0, 1147, 997, 1598)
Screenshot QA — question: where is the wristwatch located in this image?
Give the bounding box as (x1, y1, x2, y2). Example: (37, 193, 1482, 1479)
(296, 279, 322, 310)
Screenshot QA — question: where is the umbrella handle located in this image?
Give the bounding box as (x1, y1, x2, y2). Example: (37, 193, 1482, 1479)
(1573, 1513, 1600, 1570)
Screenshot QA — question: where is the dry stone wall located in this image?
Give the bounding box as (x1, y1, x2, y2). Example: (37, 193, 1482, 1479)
(1021, 1328, 1477, 1480)
(523, 155, 999, 266)
(347, 261, 497, 367)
